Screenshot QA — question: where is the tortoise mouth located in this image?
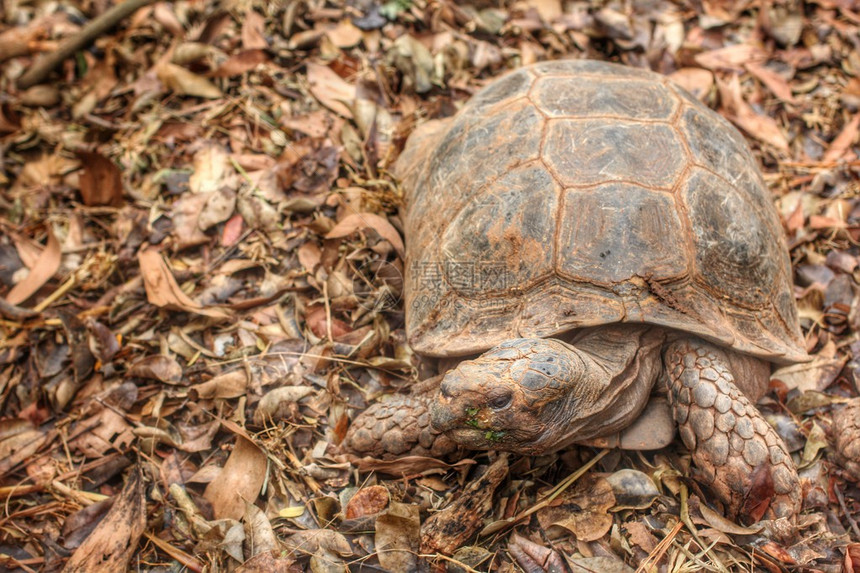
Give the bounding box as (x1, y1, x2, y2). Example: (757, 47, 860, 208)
(447, 428, 495, 449)
(432, 402, 512, 449)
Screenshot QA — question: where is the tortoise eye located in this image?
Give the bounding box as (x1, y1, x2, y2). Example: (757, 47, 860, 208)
(488, 393, 512, 410)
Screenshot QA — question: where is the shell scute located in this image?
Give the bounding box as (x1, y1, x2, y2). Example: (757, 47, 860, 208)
(531, 76, 679, 120)
(679, 105, 755, 179)
(558, 184, 687, 284)
(440, 162, 558, 292)
(530, 59, 655, 79)
(681, 168, 778, 308)
(542, 120, 686, 189)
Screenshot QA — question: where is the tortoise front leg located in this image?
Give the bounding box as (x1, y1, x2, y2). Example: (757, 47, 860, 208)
(343, 378, 458, 460)
(663, 339, 801, 521)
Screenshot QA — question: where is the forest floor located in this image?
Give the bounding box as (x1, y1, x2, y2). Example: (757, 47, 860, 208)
(1, 0, 860, 571)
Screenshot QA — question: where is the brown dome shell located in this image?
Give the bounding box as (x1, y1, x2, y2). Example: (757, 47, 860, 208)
(395, 60, 806, 363)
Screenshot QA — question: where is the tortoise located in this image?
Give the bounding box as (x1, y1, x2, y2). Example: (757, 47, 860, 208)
(345, 60, 809, 521)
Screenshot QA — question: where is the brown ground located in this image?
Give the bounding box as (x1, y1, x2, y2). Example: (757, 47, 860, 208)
(1, 0, 860, 571)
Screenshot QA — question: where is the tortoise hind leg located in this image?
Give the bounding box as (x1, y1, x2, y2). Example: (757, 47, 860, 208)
(663, 339, 800, 521)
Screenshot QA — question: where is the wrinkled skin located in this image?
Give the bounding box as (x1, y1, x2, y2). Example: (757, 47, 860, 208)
(431, 326, 662, 455)
(432, 338, 586, 452)
(429, 327, 801, 521)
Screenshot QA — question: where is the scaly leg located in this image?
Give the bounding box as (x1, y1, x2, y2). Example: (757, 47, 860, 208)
(833, 398, 860, 481)
(664, 338, 800, 521)
(344, 387, 457, 459)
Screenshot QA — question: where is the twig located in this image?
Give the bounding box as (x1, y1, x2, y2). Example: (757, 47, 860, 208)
(143, 532, 204, 572)
(17, 0, 159, 89)
(679, 484, 730, 573)
(635, 520, 683, 573)
(672, 537, 724, 572)
(417, 552, 482, 572)
(480, 448, 609, 536)
(834, 483, 860, 539)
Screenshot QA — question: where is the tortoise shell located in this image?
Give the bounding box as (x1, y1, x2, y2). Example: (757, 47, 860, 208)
(396, 60, 806, 363)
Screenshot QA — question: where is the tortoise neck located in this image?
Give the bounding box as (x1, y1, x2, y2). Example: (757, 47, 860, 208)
(570, 325, 663, 370)
(552, 325, 666, 449)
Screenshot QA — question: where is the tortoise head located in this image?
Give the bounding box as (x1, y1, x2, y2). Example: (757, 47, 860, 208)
(431, 338, 597, 454)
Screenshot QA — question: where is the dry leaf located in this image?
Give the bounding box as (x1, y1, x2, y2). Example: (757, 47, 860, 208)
(822, 113, 860, 162)
(198, 187, 237, 231)
(283, 529, 352, 557)
(156, 62, 222, 99)
(669, 68, 714, 102)
(623, 521, 657, 553)
(241, 10, 268, 50)
(281, 110, 332, 139)
(297, 242, 321, 272)
(0, 102, 21, 134)
(9, 152, 78, 201)
(190, 370, 248, 399)
(350, 455, 475, 475)
(740, 464, 775, 523)
(716, 73, 789, 152)
(375, 502, 420, 571)
(771, 354, 847, 393)
(326, 20, 363, 48)
(153, 3, 183, 36)
(527, 0, 562, 22)
(696, 500, 763, 534)
(61, 498, 115, 549)
(306, 63, 356, 119)
(129, 355, 183, 384)
(325, 213, 405, 259)
(211, 49, 269, 77)
(254, 386, 315, 422)
(345, 486, 390, 518)
(77, 151, 124, 207)
(189, 145, 233, 194)
(508, 533, 568, 573)
(745, 62, 797, 104)
(568, 556, 637, 572)
(305, 306, 352, 339)
(845, 544, 860, 573)
(70, 408, 134, 458)
(235, 551, 300, 573)
(221, 214, 244, 246)
(20, 85, 60, 107)
(172, 193, 210, 248)
(0, 22, 45, 62)
(536, 474, 615, 541)
(61, 467, 146, 573)
(799, 421, 828, 466)
(388, 35, 435, 93)
(0, 427, 50, 476)
(244, 503, 278, 557)
(203, 436, 267, 520)
(695, 44, 766, 71)
(138, 248, 231, 319)
(6, 228, 61, 306)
